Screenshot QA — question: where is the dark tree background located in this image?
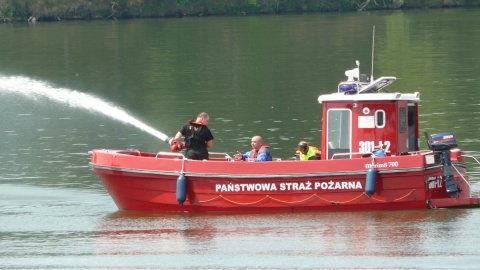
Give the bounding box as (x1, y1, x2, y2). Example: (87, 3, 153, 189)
(1, 0, 479, 22)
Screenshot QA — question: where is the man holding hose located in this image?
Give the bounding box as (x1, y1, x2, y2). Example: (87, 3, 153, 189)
(172, 112, 214, 160)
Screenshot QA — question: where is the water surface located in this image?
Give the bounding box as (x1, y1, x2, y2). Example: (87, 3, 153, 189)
(1, 8, 480, 269)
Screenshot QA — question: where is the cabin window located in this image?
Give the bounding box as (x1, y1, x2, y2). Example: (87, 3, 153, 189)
(327, 109, 351, 159)
(399, 107, 407, 133)
(375, 110, 385, 128)
(408, 104, 417, 151)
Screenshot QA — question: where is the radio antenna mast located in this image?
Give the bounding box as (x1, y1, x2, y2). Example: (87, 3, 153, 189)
(371, 26, 375, 82)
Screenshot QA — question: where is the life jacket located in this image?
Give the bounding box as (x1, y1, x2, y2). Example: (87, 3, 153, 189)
(249, 145, 271, 160)
(298, 146, 321, 160)
(185, 120, 207, 149)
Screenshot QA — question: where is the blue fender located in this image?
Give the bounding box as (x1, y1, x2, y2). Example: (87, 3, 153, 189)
(365, 167, 377, 197)
(176, 174, 187, 205)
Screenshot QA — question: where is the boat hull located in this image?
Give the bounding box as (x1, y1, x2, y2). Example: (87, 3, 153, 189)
(90, 149, 480, 213)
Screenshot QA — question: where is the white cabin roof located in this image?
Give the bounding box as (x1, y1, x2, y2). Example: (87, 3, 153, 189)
(318, 92, 420, 103)
(318, 63, 423, 104)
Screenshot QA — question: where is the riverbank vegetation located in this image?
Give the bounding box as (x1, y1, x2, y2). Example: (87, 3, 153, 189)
(1, 0, 479, 22)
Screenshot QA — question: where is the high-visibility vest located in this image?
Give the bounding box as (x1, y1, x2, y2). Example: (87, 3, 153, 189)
(298, 146, 321, 160)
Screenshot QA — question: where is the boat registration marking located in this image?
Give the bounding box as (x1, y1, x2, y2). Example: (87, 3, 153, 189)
(365, 161, 399, 169)
(427, 176, 443, 189)
(359, 140, 391, 153)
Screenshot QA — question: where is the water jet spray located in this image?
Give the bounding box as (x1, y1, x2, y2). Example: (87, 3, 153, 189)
(0, 75, 173, 145)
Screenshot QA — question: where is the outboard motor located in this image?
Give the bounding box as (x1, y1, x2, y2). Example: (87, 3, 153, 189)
(425, 132, 460, 197)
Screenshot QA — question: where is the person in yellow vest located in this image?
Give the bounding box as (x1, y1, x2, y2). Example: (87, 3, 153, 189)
(296, 141, 321, 160)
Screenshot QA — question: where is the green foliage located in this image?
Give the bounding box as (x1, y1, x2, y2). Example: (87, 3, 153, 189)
(0, 0, 479, 22)
(461, 0, 480, 6)
(0, 0, 28, 21)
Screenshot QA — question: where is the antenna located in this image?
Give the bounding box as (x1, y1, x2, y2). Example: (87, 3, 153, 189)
(371, 26, 375, 82)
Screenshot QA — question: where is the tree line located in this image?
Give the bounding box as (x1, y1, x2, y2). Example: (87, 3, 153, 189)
(1, 0, 479, 22)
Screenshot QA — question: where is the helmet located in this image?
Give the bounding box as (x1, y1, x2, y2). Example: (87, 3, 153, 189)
(297, 141, 308, 152)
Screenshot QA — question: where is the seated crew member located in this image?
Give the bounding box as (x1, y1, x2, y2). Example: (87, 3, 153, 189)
(172, 112, 214, 160)
(296, 141, 321, 160)
(234, 135, 272, 162)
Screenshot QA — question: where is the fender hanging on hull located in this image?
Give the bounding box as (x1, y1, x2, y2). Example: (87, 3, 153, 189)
(176, 174, 187, 205)
(365, 167, 377, 197)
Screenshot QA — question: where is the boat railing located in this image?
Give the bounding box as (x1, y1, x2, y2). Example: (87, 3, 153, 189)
(209, 152, 233, 160)
(155, 152, 185, 159)
(116, 149, 143, 156)
(154, 151, 233, 161)
(330, 150, 435, 160)
(331, 152, 370, 160)
(451, 154, 480, 189)
(409, 150, 433, 155)
(463, 155, 480, 165)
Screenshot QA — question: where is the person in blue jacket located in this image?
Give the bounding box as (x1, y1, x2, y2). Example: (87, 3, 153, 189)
(234, 135, 272, 162)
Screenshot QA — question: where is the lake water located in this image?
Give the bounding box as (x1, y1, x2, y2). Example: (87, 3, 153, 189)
(1, 8, 480, 269)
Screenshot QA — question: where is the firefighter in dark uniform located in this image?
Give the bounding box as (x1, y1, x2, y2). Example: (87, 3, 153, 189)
(172, 112, 214, 160)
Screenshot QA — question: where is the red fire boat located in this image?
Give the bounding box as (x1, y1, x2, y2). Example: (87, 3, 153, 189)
(90, 62, 480, 212)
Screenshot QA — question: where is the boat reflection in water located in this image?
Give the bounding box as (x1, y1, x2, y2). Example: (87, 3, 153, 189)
(94, 211, 217, 257)
(93, 209, 474, 262)
(90, 61, 480, 213)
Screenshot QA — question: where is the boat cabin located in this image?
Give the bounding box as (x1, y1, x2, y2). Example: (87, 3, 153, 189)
(318, 65, 420, 160)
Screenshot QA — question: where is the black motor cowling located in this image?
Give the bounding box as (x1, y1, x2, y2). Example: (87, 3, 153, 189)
(426, 132, 458, 151)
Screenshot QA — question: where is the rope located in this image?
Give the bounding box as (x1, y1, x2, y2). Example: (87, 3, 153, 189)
(268, 194, 316, 204)
(221, 195, 269, 205)
(198, 195, 222, 203)
(393, 189, 415, 201)
(340, 192, 367, 203)
(197, 190, 416, 206)
(367, 193, 387, 202)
